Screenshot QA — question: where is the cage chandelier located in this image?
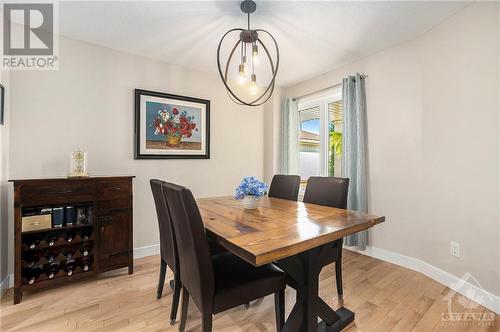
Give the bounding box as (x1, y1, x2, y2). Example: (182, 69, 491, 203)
(217, 0, 279, 106)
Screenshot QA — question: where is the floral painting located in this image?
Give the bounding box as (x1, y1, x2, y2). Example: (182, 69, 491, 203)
(135, 89, 210, 159)
(147, 102, 201, 150)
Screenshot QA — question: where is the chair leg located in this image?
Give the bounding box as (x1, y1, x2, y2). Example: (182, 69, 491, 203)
(170, 274, 181, 325)
(274, 290, 285, 331)
(178, 286, 189, 332)
(202, 312, 213, 332)
(157, 259, 167, 299)
(335, 254, 343, 299)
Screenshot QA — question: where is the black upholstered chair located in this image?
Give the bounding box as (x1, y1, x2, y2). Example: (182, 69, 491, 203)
(150, 179, 181, 325)
(303, 176, 349, 298)
(268, 174, 301, 201)
(162, 182, 286, 332)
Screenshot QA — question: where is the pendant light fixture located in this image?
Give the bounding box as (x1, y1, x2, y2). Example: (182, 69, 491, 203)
(217, 0, 279, 106)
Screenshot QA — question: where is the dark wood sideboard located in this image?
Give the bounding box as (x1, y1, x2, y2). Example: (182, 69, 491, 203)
(10, 176, 135, 304)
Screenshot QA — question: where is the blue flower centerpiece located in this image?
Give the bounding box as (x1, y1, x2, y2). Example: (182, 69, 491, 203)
(234, 176, 268, 209)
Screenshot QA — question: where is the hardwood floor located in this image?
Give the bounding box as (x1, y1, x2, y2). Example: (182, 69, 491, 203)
(1, 250, 497, 331)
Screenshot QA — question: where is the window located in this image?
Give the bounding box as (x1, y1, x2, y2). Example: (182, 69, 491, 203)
(299, 106, 321, 180)
(297, 87, 342, 182)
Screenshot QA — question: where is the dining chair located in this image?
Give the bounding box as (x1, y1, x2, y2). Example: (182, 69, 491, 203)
(268, 174, 301, 201)
(303, 176, 349, 298)
(150, 179, 181, 325)
(162, 182, 286, 332)
(151, 179, 228, 325)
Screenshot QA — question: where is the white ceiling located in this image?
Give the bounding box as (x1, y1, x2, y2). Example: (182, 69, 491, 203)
(57, 1, 469, 87)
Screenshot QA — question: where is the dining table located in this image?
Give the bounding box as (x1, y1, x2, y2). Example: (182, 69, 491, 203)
(197, 196, 385, 332)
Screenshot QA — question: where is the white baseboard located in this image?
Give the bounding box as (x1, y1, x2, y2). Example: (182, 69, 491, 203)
(1, 274, 10, 297)
(133, 243, 160, 259)
(346, 245, 500, 315)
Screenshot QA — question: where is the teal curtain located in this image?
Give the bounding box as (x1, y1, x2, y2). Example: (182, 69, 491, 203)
(341, 74, 368, 250)
(280, 98, 299, 175)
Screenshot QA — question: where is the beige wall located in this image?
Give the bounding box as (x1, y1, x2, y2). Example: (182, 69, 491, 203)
(284, 2, 500, 295)
(263, 87, 283, 183)
(5, 36, 266, 277)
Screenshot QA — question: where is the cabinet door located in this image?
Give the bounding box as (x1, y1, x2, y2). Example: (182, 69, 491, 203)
(99, 211, 131, 271)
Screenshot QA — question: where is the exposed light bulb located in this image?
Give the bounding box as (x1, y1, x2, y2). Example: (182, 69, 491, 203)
(252, 44, 259, 65)
(250, 84, 258, 95)
(238, 64, 246, 85)
(242, 55, 248, 74)
(249, 74, 258, 95)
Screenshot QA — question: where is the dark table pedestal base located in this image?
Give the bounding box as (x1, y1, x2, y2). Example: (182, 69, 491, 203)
(277, 245, 355, 332)
(318, 307, 354, 331)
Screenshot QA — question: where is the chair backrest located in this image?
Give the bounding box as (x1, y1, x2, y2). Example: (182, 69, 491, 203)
(303, 176, 349, 209)
(150, 179, 178, 274)
(162, 182, 215, 312)
(268, 175, 301, 201)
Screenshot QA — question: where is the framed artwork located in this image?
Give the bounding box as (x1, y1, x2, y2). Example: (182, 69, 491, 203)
(0, 84, 4, 125)
(134, 89, 210, 159)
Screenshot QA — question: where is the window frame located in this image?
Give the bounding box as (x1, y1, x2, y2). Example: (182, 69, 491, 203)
(297, 87, 342, 178)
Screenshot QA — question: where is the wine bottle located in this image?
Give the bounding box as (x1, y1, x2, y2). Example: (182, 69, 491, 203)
(22, 262, 33, 275)
(23, 265, 43, 284)
(64, 230, 74, 243)
(81, 257, 92, 272)
(22, 268, 32, 284)
(46, 249, 60, 263)
(46, 232, 59, 247)
(47, 259, 60, 279)
(81, 244, 90, 257)
(81, 229, 91, 241)
(64, 250, 76, 276)
(23, 251, 43, 267)
(27, 237, 40, 250)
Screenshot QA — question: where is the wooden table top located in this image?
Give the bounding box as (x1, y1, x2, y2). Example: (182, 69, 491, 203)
(198, 196, 385, 266)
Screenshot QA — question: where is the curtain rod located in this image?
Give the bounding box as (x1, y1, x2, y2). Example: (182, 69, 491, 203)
(292, 73, 367, 102)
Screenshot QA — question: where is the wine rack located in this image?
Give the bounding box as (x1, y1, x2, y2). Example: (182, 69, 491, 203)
(11, 176, 134, 304)
(21, 227, 95, 286)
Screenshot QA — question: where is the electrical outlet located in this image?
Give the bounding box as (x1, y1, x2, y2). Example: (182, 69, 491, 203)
(450, 241, 460, 257)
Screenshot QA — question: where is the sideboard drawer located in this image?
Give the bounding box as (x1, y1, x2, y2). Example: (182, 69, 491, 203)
(98, 180, 131, 200)
(20, 182, 95, 205)
(96, 199, 131, 215)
